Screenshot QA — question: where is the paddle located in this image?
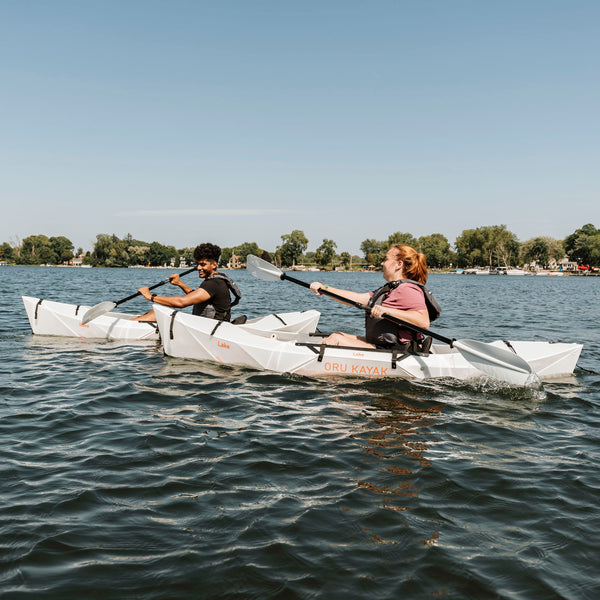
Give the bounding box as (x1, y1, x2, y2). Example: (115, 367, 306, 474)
(246, 255, 537, 386)
(81, 266, 198, 325)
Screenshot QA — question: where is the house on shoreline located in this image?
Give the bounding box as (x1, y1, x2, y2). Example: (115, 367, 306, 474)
(227, 254, 242, 269)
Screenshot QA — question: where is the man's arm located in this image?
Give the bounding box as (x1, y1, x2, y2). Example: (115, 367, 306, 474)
(168, 273, 195, 295)
(137, 286, 211, 308)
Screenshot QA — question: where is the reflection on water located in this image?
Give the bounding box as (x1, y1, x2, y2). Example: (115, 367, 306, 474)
(353, 393, 444, 548)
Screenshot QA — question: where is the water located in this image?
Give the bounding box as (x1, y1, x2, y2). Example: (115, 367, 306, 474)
(1, 267, 599, 599)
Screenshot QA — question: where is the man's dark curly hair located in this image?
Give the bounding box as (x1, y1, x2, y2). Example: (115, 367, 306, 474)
(193, 243, 221, 263)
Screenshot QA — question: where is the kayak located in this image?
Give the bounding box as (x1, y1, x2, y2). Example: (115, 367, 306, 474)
(22, 296, 321, 341)
(154, 305, 583, 382)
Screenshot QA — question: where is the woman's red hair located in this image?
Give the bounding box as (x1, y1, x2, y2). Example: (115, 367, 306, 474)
(390, 244, 428, 284)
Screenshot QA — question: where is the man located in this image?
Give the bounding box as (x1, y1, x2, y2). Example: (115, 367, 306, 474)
(133, 243, 241, 322)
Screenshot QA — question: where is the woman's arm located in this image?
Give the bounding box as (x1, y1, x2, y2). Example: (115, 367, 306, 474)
(370, 305, 430, 329)
(309, 282, 371, 306)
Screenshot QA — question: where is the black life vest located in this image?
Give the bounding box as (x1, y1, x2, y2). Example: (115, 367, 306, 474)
(365, 280, 441, 347)
(192, 272, 242, 321)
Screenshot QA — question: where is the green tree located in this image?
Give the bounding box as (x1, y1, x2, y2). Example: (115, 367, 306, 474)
(19, 234, 53, 265)
(455, 225, 519, 268)
(544, 237, 565, 263)
(454, 229, 484, 267)
(590, 237, 600, 267)
(360, 238, 384, 265)
(418, 233, 452, 268)
(564, 224, 600, 266)
(179, 247, 195, 266)
(111, 245, 130, 267)
(339, 251, 351, 269)
(521, 237, 549, 267)
(0, 242, 14, 262)
(219, 247, 233, 268)
(91, 234, 117, 266)
(233, 242, 261, 264)
(128, 244, 150, 265)
(315, 239, 337, 269)
(280, 230, 308, 267)
(91, 234, 156, 267)
(148, 242, 177, 267)
(387, 231, 418, 248)
(489, 225, 520, 267)
(50, 236, 75, 264)
(39, 245, 54, 264)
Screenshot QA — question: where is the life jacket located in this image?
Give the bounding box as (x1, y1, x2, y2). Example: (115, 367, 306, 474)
(192, 272, 242, 321)
(365, 280, 441, 347)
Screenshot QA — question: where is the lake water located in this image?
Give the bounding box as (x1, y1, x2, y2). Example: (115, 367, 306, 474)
(1, 267, 599, 599)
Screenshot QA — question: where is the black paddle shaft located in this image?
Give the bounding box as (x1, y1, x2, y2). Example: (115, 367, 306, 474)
(281, 272, 454, 347)
(114, 266, 198, 307)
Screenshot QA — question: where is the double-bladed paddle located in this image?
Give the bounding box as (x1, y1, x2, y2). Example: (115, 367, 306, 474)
(81, 266, 198, 325)
(246, 254, 537, 386)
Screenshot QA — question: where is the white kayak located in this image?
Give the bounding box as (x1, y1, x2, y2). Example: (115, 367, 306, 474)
(154, 304, 583, 382)
(22, 296, 321, 341)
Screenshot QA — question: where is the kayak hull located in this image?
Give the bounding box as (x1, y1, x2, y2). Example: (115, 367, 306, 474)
(154, 305, 582, 382)
(22, 296, 321, 341)
(23, 296, 158, 340)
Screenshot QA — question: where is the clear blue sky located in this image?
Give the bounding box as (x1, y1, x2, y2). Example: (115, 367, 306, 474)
(1, 0, 598, 255)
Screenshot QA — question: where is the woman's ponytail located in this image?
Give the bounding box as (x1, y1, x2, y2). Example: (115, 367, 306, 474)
(390, 245, 428, 284)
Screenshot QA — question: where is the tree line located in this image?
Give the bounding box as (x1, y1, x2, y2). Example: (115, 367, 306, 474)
(1, 224, 599, 269)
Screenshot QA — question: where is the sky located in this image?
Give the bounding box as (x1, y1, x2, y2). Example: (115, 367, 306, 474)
(1, 0, 599, 256)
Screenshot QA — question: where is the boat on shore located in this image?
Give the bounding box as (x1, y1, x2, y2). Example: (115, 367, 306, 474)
(154, 305, 582, 383)
(464, 267, 529, 276)
(22, 296, 321, 341)
(495, 267, 527, 276)
(463, 267, 492, 275)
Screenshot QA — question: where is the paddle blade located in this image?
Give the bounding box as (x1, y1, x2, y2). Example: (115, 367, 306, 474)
(81, 301, 117, 325)
(454, 339, 540, 386)
(246, 255, 284, 282)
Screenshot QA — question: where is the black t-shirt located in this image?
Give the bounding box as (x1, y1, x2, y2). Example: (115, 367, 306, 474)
(192, 277, 231, 320)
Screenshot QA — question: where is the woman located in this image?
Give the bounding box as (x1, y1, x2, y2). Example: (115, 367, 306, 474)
(309, 244, 432, 349)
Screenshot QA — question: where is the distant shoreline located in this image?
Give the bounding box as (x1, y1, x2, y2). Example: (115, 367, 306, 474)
(2, 263, 598, 276)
